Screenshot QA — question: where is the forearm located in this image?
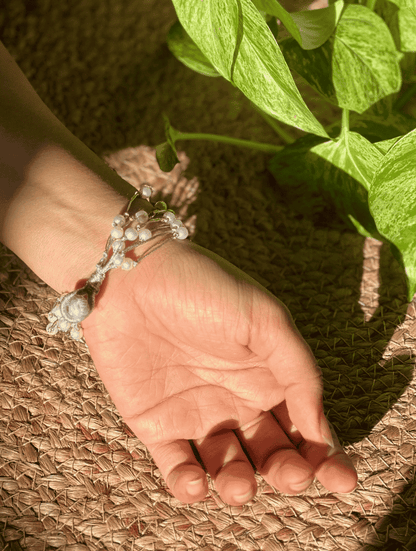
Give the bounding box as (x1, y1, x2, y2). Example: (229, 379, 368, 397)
(0, 39, 152, 294)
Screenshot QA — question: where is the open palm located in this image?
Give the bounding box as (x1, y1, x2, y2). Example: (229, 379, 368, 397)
(81, 238, 357, 505)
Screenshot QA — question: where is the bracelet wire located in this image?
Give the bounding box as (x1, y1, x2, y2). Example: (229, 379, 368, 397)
(45, 183, 188, 350)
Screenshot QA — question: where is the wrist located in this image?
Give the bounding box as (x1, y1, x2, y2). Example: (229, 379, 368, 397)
(2, 142, 154, 294)
(0, 39, 169, 296)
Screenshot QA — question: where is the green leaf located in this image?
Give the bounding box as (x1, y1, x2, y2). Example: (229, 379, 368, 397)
(279, 4, 403, 114)
(170, 0, 329, 138)
(258, 9, 280, 40)
(268, 130, 384, 238)
(252, 0, 345, 50)
(155, 142, 180, 172)
(398, 7, 416, 51)
(369, 128, 416, 302)
(166, 20, 222, 78)
(155, 113, 181, 172)
(373, 136, 402, 155)
(375, 0, 416, 52)
(324, 109, 416, 142)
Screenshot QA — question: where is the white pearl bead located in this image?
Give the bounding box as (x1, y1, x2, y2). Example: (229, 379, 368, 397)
(138, 228, 152, 241)
(112, 253, 124, 266)
(67, 296, 90, 321)
(121, 257, 134, 271)
(111, 227, 124, 239)
(70, 326, 83, 340)
(112, 239, 126, 252)
(163, 212, 176, 223)
(176, 226, 188, 240)
(141, 185, 152, 198)
(113, 214, 125, 225)
(58, 318, 71, 331)
(125, 227, 138, 241)
(170, 220, 183, 229)
(135, 210, 149, 224)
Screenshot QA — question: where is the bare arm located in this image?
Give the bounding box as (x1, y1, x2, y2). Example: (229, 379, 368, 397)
(0, 39, 153, 294)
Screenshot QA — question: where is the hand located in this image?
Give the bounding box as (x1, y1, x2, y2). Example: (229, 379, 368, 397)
(81, 238, 358, 505)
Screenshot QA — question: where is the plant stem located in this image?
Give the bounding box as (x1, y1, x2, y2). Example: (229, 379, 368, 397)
(393, 82, 416, 111)
(341, 108, 349, 135)
(174, 130, 284, 154)
(366, 0, 377, 10)
(251, 107, 296, 144)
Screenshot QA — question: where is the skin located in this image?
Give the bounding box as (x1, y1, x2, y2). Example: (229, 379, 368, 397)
(0, 30, 356, 507)
(81, 237, 358, 505)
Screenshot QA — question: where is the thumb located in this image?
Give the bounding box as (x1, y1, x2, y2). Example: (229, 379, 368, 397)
(247, 287, 333, 446)
(284, 377, 334, 448)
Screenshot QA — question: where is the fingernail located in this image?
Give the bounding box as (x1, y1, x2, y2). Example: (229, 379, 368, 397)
(188, 477, 202, 485)
(290, 479, 312, 492)
(187, 478, 204, 496)
(323, 433, 334, 448)
(320, 415, 334, 448)
(234, 488, 253, 503)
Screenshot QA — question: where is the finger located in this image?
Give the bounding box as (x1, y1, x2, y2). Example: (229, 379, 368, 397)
(234, 411, 315, 495)
(193, 428, 258, 505)
(243, 289, 331, 446)
(144, 438, 209, 504)
(299, 422, 358, 494)
(273, 402, 358, 493)
(271, 401, 303, 446)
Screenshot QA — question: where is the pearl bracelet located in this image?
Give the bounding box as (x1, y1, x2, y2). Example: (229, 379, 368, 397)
(45, 183, 188, 349)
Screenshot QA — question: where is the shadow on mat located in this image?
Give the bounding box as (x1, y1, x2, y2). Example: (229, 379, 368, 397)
(181, 173, 416, 549)
(282, 196, 416, 550)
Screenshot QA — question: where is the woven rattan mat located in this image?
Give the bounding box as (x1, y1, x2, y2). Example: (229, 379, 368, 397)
(1, 145, 416, 551)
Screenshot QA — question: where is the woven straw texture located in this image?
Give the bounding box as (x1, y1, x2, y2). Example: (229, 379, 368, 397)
(1, 1, 416, 550)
